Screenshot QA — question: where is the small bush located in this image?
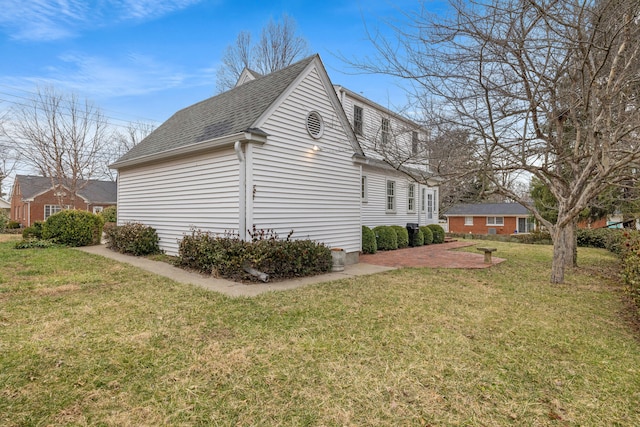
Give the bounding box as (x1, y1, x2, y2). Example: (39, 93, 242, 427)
(22, 221, 44, 239)
(176, 228, 331, 281)
(391, 225, 409, 248)
(427, 224, 445, 244)
(362, 225, 377, 254)
(420, 226, 433, 245)
(14, 239, 57, 249)
(0, 210, 8, 232)
(413, 228, 425, 246)
(620, 231, 640, 312)
(42, 210, 103, 247)
(104, 222, 161, 256)
(100, 206, 117, 223)
(511, 230, 553, 245)
(7, 220, 21, 229)
(373, 225, 398, 251)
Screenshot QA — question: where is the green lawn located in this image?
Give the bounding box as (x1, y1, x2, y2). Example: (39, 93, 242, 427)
(1, 235, 639, 426)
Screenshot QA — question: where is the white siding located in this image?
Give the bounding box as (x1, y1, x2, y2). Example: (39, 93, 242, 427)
(117, 149, 239, 255)
(361, 165, 439, 228)
(252, 67, 361, 254)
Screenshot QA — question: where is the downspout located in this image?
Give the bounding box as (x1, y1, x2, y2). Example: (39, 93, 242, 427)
(234, 141, 247, 240)
(27, 202, 31, 227)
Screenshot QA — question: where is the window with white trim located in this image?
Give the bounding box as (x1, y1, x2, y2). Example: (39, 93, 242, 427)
(353, 105, 363, 135)
(44, 205, 65, 220)
(386, 180, 396, 212)
(361, 175, 368, 202)
(427, 193, 433, 219)
(465, 216, 473, 226)
(93, 206, 104, 214)
(412, 131, 419, 156)
(381, 118, 390, 146)
(486, 216, 504, 226)
(421, 188, 426, 212)
(408, 184, 415, 213)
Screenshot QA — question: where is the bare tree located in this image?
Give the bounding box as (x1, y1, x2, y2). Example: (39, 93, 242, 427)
(104, 120, 155, 181)
(2, 86, 111, 205)
(349, 0, 640, 283)
(215, 14, 309, 92)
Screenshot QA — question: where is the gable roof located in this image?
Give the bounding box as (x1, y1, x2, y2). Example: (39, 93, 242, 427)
(14, 175, 117, 204)
(112, 55, 362, 169)
(445, 202, 531, 216)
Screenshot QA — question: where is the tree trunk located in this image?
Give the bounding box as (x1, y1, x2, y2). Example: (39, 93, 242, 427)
(551, 223, 575, 284)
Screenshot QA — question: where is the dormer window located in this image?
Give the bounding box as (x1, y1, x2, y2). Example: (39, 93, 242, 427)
(353, 105, 363, 135)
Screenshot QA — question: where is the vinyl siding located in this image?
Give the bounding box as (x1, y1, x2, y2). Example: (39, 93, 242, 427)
(252, 67, 361, 253)
(117, 149, 239, 255)
(361, 165, 439, 228)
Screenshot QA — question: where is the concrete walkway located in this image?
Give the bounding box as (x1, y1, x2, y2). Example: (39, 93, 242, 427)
(76, 245, 396, 298)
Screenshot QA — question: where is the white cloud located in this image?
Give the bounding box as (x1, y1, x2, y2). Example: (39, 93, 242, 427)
(2, 51, 217, 99)
(0, 0, 204, 41)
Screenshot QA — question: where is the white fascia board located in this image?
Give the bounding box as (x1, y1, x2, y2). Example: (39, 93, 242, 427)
(110, 131, 266, 170)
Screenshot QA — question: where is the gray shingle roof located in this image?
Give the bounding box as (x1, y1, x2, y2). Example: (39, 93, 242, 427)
(114, 55, 317, 165)
(445, 202, 531, 216)
(16, 175, 116, 204)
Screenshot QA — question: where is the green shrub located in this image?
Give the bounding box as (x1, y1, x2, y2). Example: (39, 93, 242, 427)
(373, 225, 398, 251)
(576, 228, 624, 254)
(14, 239, 57, 249)
(7, 220, 21, 229)
(620, 231, 640, 312)
(0, 210, 8, 232)
(42, 210, 103, 247)
(420, 226, 434, 245)
(511, 230, 553, 245)
(391, 225, 409, 248)
(100, 206, 117, 223)
(362, 225, 377, 254)
(413, 228, 425, 246)
(22, 221, 44, 239)
(427, 224, 445, 244)
(104, 222, 161, 256)
(176, 228, 332, 281)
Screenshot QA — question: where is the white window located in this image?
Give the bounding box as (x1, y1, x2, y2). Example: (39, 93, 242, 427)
(93, 206, 104, 214)
(408, 184, 415, 213)
(427, 193, 433, 219)
(361, 175, 368, 202)
(465, 216, 473, 226)
(386, 180, 396, 212)
(518, 217, 534, 233)
(353, 105, 363, 135)
(487, 216, 504, 226)
(421, 188, 426, 212)
(44, 205, 64, 219)
(412, 131, 419, 156)
(381, 118, 390, 146)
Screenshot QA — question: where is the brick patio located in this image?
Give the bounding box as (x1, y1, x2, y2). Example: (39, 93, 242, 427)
(359, 241, 505, 269)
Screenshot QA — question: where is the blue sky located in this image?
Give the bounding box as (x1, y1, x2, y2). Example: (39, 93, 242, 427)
(0, 0, 440, 129)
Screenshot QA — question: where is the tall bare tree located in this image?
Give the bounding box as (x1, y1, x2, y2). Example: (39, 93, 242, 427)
(104, 120, 155, 181)
(350, 0, 640, 283)
(215, 14, 309, 92)
(2, 86, 111, 205)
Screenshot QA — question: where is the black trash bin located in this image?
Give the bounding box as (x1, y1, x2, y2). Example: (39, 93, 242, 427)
(406, 223, 419, 247)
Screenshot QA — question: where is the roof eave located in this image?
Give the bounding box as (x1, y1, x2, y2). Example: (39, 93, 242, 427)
(110, 131, 268, 170)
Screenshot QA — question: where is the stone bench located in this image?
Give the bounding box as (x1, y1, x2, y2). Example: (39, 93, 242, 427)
(477, 247, 497, 264)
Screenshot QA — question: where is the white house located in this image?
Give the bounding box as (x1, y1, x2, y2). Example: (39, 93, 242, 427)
(111, 55, 439, 263)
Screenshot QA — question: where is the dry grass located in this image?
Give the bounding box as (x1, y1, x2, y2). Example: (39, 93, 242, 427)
(0, 236, 639, 425)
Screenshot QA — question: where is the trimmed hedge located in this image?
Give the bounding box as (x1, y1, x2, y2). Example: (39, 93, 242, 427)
(620, 231, 640, 312)
(22, 221, 45, 240)
(391, 225, 409, 248)
(427, 224, 445, 244)
(42, 210, 103, 247)
(413, 228, 425, 246)
(0, 210, 8, 233)
(100, 206, 117, 223)
(176, 229, 331, 282)
(373, 225, 398, 251)
(576, 228, 624, 254)
(362, 225, 377, 254)
(420, 226, 433, 245)
(104, 222, 161, 256)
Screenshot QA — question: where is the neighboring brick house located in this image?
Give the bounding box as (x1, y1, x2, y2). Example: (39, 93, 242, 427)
(445, 203, 535, 235)
(0, 198, 9, 213)
(10, 175, 117, 227)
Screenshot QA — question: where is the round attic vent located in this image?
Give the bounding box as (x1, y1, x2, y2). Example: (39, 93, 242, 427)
(306, 111, 324, 139)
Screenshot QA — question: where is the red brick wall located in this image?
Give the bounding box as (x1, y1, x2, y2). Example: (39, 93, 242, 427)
(11, 187, 114, 227)
(448, 216, 519, 235)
